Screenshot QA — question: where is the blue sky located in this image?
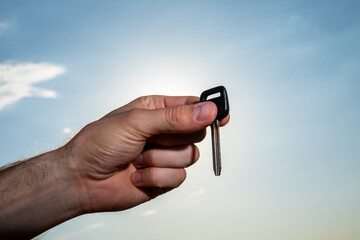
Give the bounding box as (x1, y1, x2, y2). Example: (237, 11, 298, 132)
(0, 1, 359, 239)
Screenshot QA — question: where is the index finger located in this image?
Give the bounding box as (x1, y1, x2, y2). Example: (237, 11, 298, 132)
(104, 95, 199, 118)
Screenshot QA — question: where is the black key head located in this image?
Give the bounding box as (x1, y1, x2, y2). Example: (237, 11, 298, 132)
(200, 86, 229, 120)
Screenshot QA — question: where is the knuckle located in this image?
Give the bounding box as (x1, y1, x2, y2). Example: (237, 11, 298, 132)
(145, 150, 156, 166)
(147, 168, 159, 186)
(164, 107, 185, 128)
(136, 95, 160, 109)
(137, 96, 151, 108)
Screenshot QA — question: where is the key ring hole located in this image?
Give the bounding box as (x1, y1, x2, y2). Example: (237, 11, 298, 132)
(206, 92, 221, 100)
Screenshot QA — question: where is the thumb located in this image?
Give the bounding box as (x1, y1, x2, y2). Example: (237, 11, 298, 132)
(127, 101, 217, 138)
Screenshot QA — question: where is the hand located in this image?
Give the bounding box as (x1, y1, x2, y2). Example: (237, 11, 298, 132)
(0, 95, 230, 239)
(66, 95, 230, 213)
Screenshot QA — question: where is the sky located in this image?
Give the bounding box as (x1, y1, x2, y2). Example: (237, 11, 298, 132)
(0, 0, 360, 239)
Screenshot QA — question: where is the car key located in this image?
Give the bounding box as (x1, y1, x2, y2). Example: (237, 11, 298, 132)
(200, 86, 229, 176)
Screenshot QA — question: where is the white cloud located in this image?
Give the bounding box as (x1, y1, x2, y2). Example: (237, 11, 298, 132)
(143, 209, 157, 216)
(63, 127, 72, 134)
(86, 222, 105, 230)
(0, 62, 65, 111)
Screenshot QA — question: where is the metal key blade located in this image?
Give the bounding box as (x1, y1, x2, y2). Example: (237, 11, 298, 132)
(211, 119, 221, 176)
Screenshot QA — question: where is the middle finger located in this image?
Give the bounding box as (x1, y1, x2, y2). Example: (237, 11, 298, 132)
(132, 144, 199, 169)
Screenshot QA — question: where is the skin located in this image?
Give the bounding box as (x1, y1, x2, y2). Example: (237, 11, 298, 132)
(0, 95, 230, 239)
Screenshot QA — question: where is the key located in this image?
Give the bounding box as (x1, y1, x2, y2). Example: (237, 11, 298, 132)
(200, 86, 229, 176)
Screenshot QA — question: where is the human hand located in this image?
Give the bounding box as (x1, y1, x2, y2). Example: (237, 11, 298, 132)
(0, 95, 230, 239)
(66, 95, 230, 213)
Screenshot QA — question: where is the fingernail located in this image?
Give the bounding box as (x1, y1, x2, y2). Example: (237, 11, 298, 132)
(132, 154, 143, 166)
(132, 172, 142, 185)
(193, 102, 214, 121)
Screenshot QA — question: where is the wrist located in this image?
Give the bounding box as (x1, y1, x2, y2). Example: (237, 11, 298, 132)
(55, 145, 90, 216)
(32, 147, 86, 226)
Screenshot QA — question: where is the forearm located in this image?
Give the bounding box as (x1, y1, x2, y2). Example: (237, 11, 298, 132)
(0, 147, 85, 239)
